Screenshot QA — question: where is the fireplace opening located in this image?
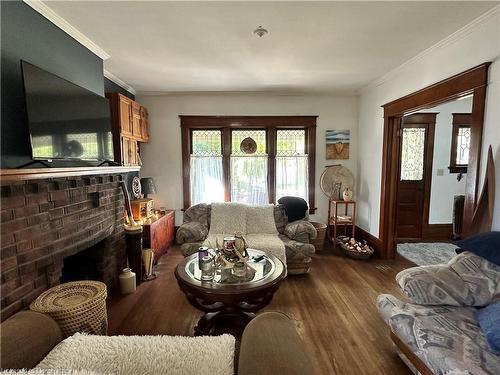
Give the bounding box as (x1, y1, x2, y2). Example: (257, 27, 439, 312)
(61, 241, 104, 283)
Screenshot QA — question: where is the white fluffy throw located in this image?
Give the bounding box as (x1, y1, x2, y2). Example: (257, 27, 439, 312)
(35, 333, 235, 375)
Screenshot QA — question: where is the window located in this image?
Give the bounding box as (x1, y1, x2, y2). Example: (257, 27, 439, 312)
(181, 116, 316, 211)
(190, 130, 224, 205)
(449, 113, 471, 174)
(276, 130, 308, 201)
(231, 130, 268, 205)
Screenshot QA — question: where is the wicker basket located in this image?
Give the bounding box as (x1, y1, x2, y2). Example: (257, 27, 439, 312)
(30, 280, 108, 337)
(310, 222, 327, 252)
(339, 239, 374, 260)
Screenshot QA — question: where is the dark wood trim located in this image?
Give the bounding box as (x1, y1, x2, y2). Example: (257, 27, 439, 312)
(452, 113, 472, 125)
(355, 225, 382, 256)
(390, 332, 434, 375)
(222, 128, 232, 202)
(421, 224, 453, 241)
(449, 113, 471, 174)
(383, 63, 490, 116)
(180, 116, 317, 210)
(267, 127, 277, 204)
(399, 113, 437, 242)
(181, 126, 191, 210)
(179, 115, 317, 128)
(379, 63, 490, 259)
(307, 126, 317, 213)
(0, 166, 140, 181)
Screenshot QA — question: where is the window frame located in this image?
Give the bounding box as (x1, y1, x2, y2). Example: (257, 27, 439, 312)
(449, 113, 472, 174)
(181, 116, 317, 213)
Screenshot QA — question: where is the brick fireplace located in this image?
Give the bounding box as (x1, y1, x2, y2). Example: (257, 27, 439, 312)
(0, 171, 132, 321)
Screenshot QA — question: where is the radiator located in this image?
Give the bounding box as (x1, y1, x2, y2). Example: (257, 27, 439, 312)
(452, 195, 465, 240)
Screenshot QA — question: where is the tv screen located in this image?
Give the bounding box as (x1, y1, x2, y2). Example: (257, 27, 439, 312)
(21, 61, 114, 161)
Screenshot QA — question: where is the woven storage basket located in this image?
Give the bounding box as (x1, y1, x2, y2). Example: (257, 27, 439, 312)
(339, 241, 374, 260)
(30, 280, 108, 337)
(310, 222, 327, 252)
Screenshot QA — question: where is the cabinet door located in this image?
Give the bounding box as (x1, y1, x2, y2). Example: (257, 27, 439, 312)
(131, 102, 142, 139)
(119, 95, 133, 135)
(121, 137, 138, 166)
(140, 106, 149, 142)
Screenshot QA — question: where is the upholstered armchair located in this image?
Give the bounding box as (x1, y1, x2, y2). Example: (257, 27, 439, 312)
(176, 203, 317, 275)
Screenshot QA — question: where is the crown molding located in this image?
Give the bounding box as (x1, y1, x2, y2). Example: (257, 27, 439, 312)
(104, 70, 137, 95)
(359, 4, 500, 93)
(23, 0, 110, 60)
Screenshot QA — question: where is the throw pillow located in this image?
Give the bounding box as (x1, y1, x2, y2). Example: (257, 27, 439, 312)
(277, 196, 308, 222)
(476, 301, 500, 354)
(456, 231, 500, 266)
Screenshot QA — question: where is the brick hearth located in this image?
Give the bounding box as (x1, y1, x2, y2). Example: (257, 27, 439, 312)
(1, 173, 128, 321)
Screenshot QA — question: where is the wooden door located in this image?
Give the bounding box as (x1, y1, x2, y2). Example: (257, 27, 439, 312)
(396, 114, 436, 240)
(118, 95, 133, 136)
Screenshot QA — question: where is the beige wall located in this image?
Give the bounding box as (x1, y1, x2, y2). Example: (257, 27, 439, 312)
(137, 93, 359, 225)
(357, 8, 500, 236)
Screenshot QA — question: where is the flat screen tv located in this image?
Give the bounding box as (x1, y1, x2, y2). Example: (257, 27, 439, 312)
(21, 61, 114, 161)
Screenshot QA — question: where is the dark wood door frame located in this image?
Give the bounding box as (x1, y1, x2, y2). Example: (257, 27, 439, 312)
(396, 113, 437, 241)
(379, 63, 490, 259)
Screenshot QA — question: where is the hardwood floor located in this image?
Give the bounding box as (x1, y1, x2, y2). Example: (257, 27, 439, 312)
(107, 245, 414, 375)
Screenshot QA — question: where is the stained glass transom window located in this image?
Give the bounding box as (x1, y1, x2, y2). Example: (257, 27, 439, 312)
(456, 126, 470, 165)
(277, 130, 306, 156)
(400, 128, 425, 181)
(231, 130, 267, 155)
(192, 130, 222, 156)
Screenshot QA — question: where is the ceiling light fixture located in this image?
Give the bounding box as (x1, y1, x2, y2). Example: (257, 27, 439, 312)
(253, 25, 268, 38)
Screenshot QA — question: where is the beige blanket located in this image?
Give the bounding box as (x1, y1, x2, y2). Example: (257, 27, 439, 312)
(204, 203, 286, 265)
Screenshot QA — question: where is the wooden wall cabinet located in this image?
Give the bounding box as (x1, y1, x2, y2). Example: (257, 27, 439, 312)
(106, 93, 150, 166)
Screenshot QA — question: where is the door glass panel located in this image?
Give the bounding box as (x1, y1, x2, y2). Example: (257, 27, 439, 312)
(400, 128, 425, 181)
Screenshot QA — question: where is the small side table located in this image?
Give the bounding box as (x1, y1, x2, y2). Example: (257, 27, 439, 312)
(327, 200, 356, 245)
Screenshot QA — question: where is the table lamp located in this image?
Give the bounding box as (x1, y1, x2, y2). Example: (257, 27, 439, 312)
(140, 177, 156, 198)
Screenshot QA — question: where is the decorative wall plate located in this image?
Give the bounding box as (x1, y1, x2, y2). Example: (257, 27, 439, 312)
(131, 176, 141, 199)
(320, 165, 354, 199)
(240, 137, 257, 154)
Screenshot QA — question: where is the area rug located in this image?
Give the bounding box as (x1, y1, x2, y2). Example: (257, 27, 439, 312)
(35, 333, 235, 375)
(397, 242, 458, 266)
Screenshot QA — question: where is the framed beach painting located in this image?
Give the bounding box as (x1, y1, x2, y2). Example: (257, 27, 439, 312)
(326, 129, 350, 159)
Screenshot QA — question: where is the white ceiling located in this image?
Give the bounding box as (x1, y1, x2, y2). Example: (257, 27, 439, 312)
(43, 1, 498, 94)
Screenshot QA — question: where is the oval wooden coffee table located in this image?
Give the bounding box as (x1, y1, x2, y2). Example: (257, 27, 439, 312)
(175, 249, 286, 336)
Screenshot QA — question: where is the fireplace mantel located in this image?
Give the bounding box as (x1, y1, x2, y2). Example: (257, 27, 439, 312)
(0, 166, 140, 182)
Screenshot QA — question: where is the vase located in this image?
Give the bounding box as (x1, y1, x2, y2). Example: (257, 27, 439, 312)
(343, 188, 353, 201)
(118, 268, 136, 294)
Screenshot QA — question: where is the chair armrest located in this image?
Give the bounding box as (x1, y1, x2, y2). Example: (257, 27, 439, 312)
(1, 311, 63, 369)
(238, 312, 314, 375)
(175, 221, 208, 244)
(284, 220, 317, 242)
(396, 251, 500, 306)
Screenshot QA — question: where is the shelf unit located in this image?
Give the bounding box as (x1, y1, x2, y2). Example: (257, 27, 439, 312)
(327, 199, 356, 245)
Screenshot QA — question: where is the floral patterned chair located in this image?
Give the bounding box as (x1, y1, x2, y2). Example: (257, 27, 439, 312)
(176, 203, 317, 275)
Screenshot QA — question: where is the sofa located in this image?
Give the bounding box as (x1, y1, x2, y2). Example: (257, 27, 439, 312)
(176, 202, 317, 275)
(377, 251, 500, 375)
(0, 310, 314, 375)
